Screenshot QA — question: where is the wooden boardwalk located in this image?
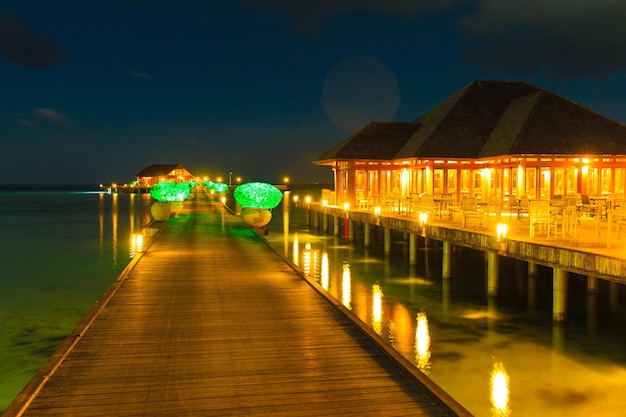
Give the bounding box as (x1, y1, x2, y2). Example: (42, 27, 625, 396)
(4, 200, 470, 417)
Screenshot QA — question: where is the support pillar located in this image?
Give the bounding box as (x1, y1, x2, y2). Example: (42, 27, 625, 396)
(305, 209, 310, 227)
(610, 281, 619, 313)
(487, 251, 499, 297)
(442, 241, 453, 279)
(553, 268, 568, 323)
(333, 216, 340, 237)
(384, 227, 392, 257)
(409, 233, 418, 266)
(313, 211, 319, 230)
(322, 213, 329, 234)
(528, 268, 537, 311)
(587, 273, 600, 334)
(348, 219, 355, 242)
(364, 222, 372, 249)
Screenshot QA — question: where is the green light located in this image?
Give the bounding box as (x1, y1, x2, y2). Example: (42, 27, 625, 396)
(202, 181, 228, 193)
(233, 182, 283, 208)
(150, 182, 191, 202)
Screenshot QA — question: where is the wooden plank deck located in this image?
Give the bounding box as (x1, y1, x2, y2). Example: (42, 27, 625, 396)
(4, 200, 470, 417)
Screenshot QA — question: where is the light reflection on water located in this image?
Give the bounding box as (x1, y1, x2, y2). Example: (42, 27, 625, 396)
(265, 188, 626, 417)
(0, 190, 153, 412)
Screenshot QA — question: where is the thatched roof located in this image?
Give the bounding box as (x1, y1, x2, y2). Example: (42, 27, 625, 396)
(136, 164, 192, 177)
(315, 122, 421, 162)
(315, 80, 626, 164)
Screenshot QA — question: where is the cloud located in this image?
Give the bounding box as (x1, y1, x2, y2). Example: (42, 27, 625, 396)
(12, 117, 35, 127)
(131, 70, 154, 80)
(0, 14, 72, 68)
(458, 0, 626, 78)
(35, 108, 68, 124)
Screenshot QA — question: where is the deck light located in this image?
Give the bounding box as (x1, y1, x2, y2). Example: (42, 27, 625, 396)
(497, 223, 508, 255)
(419, 212, 428, 237)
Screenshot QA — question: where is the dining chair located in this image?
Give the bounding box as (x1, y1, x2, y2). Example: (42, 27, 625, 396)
(420, 194, 435, 215)
(510, 196, 529, 221)
(529, 200, 552, 238)
(462, 197, 482, 228)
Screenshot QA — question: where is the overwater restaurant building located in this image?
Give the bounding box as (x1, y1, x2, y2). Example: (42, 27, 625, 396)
(135, 164, 195, 187)
(314, 80, 626, 208)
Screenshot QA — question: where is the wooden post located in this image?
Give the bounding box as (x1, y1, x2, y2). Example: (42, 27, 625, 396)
(587, 275, 599, 293)
(348, 219, 355, 242)
(384, 227, 392, 257)
(409, 233, 418, 266)
(364, 222, 372, 249)
(553, 268, 568, 323)
(442, 241, 453, 279)
(487, 251, 499, 297)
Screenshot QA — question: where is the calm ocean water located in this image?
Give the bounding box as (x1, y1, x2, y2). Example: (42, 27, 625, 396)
(2, 185, 626, 416)
(263, 189, 626, 417)
(0, 185, 153, 412)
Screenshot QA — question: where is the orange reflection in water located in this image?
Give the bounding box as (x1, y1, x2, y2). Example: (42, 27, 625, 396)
(371, 283, 383, 336)
(320, 252, 329, 290)
(292, 233, 299, 266)
(129, 234, 144, 258)
(415, 311, 431, 375)
(342, 261, 351, 309)
(490, 361, 511, 417)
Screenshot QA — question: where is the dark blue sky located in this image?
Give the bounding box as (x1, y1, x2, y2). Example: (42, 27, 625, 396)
(2, 1, 626, 184)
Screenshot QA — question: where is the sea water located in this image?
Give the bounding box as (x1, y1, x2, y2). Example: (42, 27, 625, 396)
(262, 188, 626, 417)
(3, 186, 626, 416)
(0, 186, 153, 412)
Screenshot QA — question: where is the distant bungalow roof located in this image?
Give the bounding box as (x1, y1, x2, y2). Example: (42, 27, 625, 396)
(136, 164, 192, 178)
(314, 80, 626, 164)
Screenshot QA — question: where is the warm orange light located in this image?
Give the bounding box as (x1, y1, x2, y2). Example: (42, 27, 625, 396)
(490, 361, 511, 417)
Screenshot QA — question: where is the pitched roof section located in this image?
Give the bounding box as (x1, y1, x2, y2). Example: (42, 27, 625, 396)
(396, 80, 540, 159)
(136, 164, 188, 177)
(315, 80, 626, 163)
(314, 122, 421, 163)
(483, 90, 626, 156)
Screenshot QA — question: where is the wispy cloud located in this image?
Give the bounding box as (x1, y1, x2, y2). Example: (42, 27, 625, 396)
(131, 70, 154, 80)
(12, 117, 35, 127)
(35, 108, 68, 124)
(0, 14, 71, 68)
(458, 0, 626, 78)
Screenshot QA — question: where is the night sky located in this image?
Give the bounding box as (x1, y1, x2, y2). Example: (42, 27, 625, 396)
(2, 1, 626, 185)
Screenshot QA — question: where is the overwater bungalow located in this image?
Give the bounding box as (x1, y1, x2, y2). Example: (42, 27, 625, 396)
(314, 80, 626, 213)
(135, 163, 195, 187)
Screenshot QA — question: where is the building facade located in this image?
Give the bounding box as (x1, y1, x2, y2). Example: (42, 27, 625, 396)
(135, 164, 195, 186)
(314, 80, 626, 208)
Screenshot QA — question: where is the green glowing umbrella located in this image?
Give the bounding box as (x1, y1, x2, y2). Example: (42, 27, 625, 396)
(233, 182, 283, 208)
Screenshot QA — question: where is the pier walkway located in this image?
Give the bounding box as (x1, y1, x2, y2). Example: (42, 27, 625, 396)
(4, 200, 469, 417)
